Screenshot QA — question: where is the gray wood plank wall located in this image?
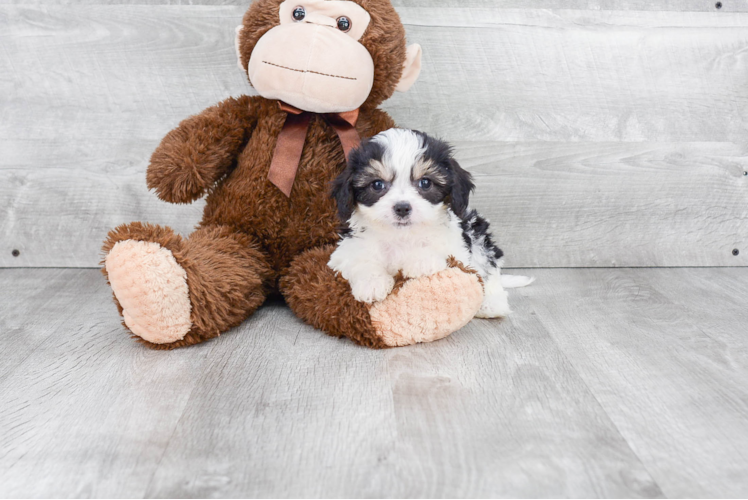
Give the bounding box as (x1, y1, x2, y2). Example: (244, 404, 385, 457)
(1, 2, 746, 267)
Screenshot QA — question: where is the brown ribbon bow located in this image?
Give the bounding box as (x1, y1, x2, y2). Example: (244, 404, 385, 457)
(267, 102, 361, 197)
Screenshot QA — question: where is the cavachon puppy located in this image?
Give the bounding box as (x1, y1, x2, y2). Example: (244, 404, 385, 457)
(329, 129, 533, 318)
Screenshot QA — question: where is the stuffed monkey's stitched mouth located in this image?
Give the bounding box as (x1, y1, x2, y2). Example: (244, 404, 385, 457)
(262, 60, 357, 81)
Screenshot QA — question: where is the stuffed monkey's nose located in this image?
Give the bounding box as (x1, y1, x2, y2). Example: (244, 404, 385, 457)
(393, 202, 412, 218)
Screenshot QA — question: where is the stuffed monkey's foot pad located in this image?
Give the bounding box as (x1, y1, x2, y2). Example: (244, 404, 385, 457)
(369, 267, 483, 347)
(105, 240, 192, 344)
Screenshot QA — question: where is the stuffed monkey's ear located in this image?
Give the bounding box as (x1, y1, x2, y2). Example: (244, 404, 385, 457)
(235, 25, 245, 71)
(395, 44, 422, 93)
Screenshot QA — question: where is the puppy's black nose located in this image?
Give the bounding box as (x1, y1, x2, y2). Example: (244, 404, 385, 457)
(393, 202, 412, 218)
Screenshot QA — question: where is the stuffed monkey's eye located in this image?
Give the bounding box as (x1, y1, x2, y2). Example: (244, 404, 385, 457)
(418, 178, 432, 190)
(292, 6, 306, 21)
(336, 16, 352, 32)
(371, 180, 385, 191)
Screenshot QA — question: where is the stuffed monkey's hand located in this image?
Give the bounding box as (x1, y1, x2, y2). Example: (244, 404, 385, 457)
(368, 259, 484, 347)
(147, 96, 257, 204)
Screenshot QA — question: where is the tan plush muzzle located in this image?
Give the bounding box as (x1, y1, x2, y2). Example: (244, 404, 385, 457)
(248, 17, 375, 113)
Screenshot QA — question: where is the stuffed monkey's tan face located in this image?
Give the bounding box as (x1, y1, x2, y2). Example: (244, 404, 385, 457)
(248, 0, 375, 113)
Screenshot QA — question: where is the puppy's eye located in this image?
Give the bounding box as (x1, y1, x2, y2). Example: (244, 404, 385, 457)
(292, 6, 305, 21)
(418, 178, 432, 190)
(371, 180, 385, 191)
(336, 16, 352, 32)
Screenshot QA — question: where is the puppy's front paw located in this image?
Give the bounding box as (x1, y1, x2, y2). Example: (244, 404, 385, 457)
(401, 256, 449, 279)
(351, 274, 395, 304)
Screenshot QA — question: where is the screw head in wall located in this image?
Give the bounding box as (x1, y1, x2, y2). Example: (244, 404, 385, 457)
(733, 249, 740, 256)
(11, 249, 20, 257)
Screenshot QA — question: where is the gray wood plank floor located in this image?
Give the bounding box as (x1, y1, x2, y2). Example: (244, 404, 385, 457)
(1, 268, 747, 497)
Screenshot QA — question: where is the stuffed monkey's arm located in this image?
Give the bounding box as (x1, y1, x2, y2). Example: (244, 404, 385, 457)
(146, 95, 259, 204)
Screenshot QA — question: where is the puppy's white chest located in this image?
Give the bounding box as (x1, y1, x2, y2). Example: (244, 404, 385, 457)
(381, 239, 438, 272)
(375, 225, 462, 277)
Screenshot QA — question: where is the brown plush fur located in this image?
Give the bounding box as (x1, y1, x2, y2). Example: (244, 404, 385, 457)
(280, 245, 388, 349)
(446, 256, 483, 285)
(199, 98, 395, 274)
(102, 222, 274, 349)
(102, 0, 412, 348)
(146, 97, 259, 204)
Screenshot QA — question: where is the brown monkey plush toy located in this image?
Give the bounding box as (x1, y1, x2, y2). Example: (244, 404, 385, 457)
(101, 0, 485, 349)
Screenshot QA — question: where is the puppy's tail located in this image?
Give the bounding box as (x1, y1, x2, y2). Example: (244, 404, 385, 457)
(501, 275, 535, 289)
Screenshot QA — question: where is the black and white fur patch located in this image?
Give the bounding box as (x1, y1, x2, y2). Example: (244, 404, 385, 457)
(329, 128, 529, 317)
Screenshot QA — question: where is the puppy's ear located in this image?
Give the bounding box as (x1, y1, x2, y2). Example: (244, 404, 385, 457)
(331, 159, 357, 223)
(448, 158, 475, 218)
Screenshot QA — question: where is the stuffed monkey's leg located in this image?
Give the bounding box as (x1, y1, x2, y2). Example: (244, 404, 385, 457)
(280, 246, 484, 348)
(102, 223, 273, 349)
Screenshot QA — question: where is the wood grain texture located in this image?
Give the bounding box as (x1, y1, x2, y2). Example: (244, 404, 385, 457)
(1, 4, 747, 267)
(3, 140, 745, 268)
(0, 269, 102, 383)
(463, 141, 748, 267)
(3, 267, 748, 496)
(143, 299, 660, 498)
(0, 138, 205, 267)
(3, 5, 746, 143)
(0, 268, 218, 498)
(390, 8, 748, 143)
(526, 267, 748, 498)
(3, 0, 747, 12)
(0, 268, 664, 498)
(392, 0, 748, 10)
